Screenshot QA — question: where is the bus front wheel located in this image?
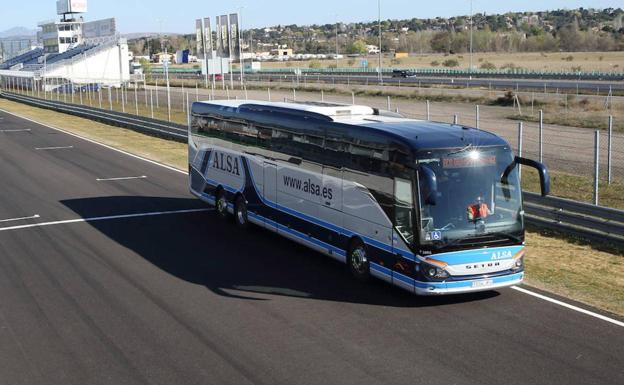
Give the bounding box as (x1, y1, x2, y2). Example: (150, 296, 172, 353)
(348, 240, 370, 282)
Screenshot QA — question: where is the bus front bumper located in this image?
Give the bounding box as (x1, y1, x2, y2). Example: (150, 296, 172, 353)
(413, 272, 524, 295)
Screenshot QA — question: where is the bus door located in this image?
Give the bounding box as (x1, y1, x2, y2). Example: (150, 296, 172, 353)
(263, 162, 278, 229)
(392, 177, 416, 291)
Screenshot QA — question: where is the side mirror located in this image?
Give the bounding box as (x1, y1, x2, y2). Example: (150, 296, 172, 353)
(419, 165, 438, 205)
(501, 156, 550, 197)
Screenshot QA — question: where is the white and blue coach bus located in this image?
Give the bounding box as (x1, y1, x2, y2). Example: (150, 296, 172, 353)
(188, 100, 550, 295)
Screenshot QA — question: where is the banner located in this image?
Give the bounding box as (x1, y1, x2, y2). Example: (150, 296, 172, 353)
(195, 19, 204, 56)
(229, 13, 240, 61)
(203, 17, 213, 59)
(219, 15, 230, 58)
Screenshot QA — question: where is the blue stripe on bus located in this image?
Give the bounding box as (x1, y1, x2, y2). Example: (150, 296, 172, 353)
(248, 211, 346, 257)
(413, 272, 524, 289)
(370, 262, 392, 277)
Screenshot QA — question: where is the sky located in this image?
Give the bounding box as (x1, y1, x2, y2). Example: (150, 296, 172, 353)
(2, 0, 623, 34)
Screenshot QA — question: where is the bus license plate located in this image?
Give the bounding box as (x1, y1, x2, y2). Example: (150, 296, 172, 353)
(472, 279, 493, 288)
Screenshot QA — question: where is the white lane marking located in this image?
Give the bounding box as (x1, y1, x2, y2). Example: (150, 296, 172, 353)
(0, 129, 31, 133)
(0, 108, 187, 175)
(96, 175, 147, 182)
(0, 214, 40, 223)
(35, 145, 74, 150)
(1, 109, 620, 328)
(0, 208, 213, 233)
(512, 286, 624, 328)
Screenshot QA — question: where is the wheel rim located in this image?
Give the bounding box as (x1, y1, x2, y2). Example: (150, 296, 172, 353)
(236, 202, 247, 224)
(351, 247, 368, 274)
(217, 195, 227, 215)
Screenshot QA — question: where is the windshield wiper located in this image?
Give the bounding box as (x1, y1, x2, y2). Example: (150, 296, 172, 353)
(446, 144, 473, 156)
(433, 231, 522, 249)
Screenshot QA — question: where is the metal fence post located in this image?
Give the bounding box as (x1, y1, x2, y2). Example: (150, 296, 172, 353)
(453, 114, 459, 125)
(108, 87, 112, 111)
(135, 83, 139, 115)
(475, 105, 479, 128)
(518, 122, 523, 180)
(352, 91, 355, 105)
(539, 110, 543, 163)
(267, 87, 271, 102)
(426, 100, 430, 120)
(607, 116, 613, 185)
(387, 96, 391, 111)
(150, 89, 154, 119)
(594, 130, 600, 205)
(293, 88, 296, 101)
(321, 89, 324, 102)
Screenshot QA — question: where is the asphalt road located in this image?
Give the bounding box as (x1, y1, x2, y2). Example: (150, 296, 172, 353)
(0, 110, 623, 385)
(157, 72, 624, 93)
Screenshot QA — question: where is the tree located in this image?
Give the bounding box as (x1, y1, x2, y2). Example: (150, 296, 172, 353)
(430, 31, 450, 53)
(346, 40, 367, 54)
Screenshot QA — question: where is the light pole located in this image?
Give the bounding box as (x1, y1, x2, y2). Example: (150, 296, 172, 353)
(335, 15, 339, 68)
(238, 7, 245, 88)
(378, 0, 382, 84)
(469, 0, 474, 71)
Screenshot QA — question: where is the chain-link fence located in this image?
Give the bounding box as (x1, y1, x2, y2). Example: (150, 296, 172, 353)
(1, 73, 622, 209)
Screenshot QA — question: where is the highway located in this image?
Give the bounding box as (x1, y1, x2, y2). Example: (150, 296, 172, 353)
(157, 72, 624, 94)
(0, 110, 623, 385)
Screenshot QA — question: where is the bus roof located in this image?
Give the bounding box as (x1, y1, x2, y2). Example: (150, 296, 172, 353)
(192, 99, 509, 151)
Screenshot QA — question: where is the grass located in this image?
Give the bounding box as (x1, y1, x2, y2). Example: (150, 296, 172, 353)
(508, 112, 623, 133)
(251, 51, 624, 73)
(524, 229, 624, 316)
(1, 97, 623, 317)
(522, 168, 624, 209)
(0, 98, 188, 169)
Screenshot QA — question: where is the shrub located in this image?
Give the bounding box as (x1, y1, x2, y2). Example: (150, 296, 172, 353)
(442, 59, 459, 67)
(563, 55, 574, 62)
(500, 63, 517, 70)
(347, 58, 355, 66)
(328, 63, 337, 69)
(571, 66, 582, 72)
(308, 60, 322, 69)
(391, 58, 402, 65)
(430, 60, 440, 67)
(480, 61, 496, 70)
(493, 90, 518, 106)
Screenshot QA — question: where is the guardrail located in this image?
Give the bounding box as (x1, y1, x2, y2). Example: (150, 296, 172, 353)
(523, 192, 624, 248)
(0, 91, 186, 142)
(1, 90, 622, 248)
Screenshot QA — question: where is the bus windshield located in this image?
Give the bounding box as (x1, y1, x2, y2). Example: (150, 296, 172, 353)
(417, 146, 523, 250)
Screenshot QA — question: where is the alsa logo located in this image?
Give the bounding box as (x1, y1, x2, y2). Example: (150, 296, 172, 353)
(212, 152, 241, 176)
(491, 250, 513, 260)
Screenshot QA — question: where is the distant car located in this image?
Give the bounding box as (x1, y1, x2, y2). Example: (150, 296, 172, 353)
(392, 69, 416, 78)
(214, 74, 223, 81)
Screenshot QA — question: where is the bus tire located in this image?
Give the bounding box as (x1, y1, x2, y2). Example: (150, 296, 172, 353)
(348, 239, 370, 282)
(234, 195, 249, 229)
(215, 188, 228, 219)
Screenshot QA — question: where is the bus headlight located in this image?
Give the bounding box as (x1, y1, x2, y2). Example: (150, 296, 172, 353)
(511, 256, 524, 271)
(421, 263, 449, 279)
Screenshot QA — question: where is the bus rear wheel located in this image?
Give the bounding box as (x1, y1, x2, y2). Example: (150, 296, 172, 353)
(234, 195, 249, 229)
(348, 240, 370, 282)
(216, 189, 228, 219)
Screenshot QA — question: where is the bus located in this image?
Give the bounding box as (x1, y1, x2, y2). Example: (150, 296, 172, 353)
(188, 100, 550, 295)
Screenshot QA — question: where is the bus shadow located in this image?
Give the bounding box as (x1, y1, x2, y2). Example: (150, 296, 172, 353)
(61, 195, 500, 308)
